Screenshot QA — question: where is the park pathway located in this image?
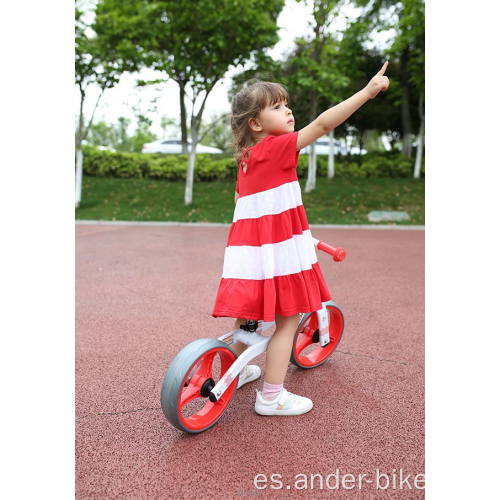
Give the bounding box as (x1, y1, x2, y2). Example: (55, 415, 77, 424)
(76, 222, 425, 500)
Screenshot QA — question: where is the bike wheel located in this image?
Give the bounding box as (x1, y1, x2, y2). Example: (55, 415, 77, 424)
(161, 338, 239, 433)
(290, 301, 344, 369)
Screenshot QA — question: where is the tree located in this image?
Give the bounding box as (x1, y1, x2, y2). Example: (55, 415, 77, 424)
(94, 0, 287, 205)
(75, 1, 121, 208)
(390, 0, 425, 175)
(280, 33, 351, 188)
(353, 0, 425, 159)
(291, 0, 351, 193)
(331, 17, 396, 154)
(388, 0, 424, 166)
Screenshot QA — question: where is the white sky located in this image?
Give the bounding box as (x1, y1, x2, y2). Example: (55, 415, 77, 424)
(77, 0, 394, 137)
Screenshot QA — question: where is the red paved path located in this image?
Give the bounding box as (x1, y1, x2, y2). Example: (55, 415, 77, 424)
(76, 224, 424, 499)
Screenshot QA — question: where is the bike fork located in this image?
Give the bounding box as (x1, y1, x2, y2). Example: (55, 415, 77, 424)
(316, 303, 330, 347)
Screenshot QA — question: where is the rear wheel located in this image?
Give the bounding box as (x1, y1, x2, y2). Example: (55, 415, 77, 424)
(161, 339, 239, 433)
(290, 302, 344, 369)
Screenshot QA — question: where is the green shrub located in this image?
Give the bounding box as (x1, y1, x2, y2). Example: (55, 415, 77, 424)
(81, 145, 424, 181)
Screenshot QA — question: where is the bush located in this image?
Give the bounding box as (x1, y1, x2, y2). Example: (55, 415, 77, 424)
(81, 145, 424, 181)
(314, 151, 422, 178)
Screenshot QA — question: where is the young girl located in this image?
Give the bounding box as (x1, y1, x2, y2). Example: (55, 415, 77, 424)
(212, 62, 390, 416)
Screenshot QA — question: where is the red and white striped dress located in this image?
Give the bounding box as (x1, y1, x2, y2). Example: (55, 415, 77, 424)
(211, 131, 331, 322)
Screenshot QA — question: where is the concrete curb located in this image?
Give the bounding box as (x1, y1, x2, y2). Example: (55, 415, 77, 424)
(75, 220, 425, 231)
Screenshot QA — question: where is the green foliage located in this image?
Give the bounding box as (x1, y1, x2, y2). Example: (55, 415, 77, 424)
(75, 1, 122, 147)
(302, 152, 424, 178)
(388, 0, 425, 91)
(82, 146, 424, 181)
(75, 1, 121, 93)
(93, 0, 289, 204)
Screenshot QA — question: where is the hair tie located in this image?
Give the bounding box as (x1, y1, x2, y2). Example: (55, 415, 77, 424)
(239, 146, 254, 176)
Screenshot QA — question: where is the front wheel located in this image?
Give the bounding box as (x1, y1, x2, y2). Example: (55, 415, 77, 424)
(161, 338, 239, 433)
(290, 301, 344, 369)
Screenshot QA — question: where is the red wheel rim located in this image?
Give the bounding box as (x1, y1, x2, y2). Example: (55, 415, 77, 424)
(177, 347, 237, 432)
(293, 307, 343, 367)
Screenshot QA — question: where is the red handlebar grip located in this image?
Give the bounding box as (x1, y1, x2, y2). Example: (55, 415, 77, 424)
(317, 241, 346, 262)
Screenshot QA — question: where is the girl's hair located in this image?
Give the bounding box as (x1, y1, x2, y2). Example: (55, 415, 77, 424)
(229, 79, 290, 166)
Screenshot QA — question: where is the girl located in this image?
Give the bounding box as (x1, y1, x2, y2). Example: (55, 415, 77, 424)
(212, 62, 390, 416)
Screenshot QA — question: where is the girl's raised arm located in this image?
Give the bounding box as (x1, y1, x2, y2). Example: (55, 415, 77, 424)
(296, 61, 390, 151)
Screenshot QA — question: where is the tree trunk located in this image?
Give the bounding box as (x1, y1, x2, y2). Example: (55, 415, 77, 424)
(306, 145, 313, 191)
(305, 93, 319, 193)
(75, 88, 85, 208)
(75, 85, 104, 208)
(328, 128, 335, 179)
(361, 129, 370, 153)
(183, 77, 219, 206)
(358, 128, 364, 153)
(400, 48, 413, 157)
(312, 142, 317, 188)
(306, 141, 318, 193)
(414, 90, 425, 179)
(304, 2, 330, 194)
(75, 146, 83, 208)
(185, 125, 197, 206)
(185, 150, 195, 206)
(179, 81, 188, 155)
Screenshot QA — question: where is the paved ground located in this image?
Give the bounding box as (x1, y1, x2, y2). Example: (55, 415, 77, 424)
(76, 223, 424, 500)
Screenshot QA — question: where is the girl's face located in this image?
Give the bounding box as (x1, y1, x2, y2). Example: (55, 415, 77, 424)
(251, 99, 294, 137)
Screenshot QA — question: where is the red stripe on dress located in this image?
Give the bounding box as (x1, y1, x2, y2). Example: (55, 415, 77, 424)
(211, 262, 331, 322)
(228, 205, 310, 247)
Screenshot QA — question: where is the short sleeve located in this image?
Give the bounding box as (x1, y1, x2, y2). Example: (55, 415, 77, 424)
(265, 131, 300, 170)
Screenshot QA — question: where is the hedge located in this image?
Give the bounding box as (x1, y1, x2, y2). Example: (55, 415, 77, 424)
(81, 146, 425, 181)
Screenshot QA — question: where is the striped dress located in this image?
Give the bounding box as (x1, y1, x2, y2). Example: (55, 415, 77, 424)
(211, 131, 331, 322)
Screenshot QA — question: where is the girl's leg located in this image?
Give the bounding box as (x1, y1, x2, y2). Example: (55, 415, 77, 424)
(230, 318, 251, 378)
(231, 317, 249, 356)
(264, 313, 300, 385)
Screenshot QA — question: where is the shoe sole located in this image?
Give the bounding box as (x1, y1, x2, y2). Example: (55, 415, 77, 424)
(254, 401, 313, 416)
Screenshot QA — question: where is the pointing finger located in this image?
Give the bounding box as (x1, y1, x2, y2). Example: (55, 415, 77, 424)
(377, 61, 389, 76)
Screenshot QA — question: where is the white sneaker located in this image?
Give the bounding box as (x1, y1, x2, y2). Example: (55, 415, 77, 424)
(237, 365, 261, 389)
(254, 387, 313, 416)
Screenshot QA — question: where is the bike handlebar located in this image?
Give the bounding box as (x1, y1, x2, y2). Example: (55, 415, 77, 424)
(312, 237, 346, 262)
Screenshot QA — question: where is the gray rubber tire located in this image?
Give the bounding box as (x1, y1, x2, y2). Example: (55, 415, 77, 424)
(160, 338, 239, 433)
(290, 300, 345, 369)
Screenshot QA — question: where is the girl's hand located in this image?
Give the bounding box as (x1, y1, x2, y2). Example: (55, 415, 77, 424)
(364, 61, 390, 99)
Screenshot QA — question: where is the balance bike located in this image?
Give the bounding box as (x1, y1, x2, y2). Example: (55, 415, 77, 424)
(160, 237, 346, 433)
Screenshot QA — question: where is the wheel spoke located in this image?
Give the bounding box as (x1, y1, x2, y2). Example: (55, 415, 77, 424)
(295, 324, 315, 355)
(179, 383, 201, 409)
(186, 359, 203, 384)
(179, 353, 216, 409)
(195, 352, 216, 380)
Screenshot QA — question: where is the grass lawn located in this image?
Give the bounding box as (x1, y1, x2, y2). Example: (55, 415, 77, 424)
(75, 175, 425, 225)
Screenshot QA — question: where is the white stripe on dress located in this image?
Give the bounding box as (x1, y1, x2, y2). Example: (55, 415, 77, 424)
(222, 229, 319, 280)
(233, 181, 303, 222)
